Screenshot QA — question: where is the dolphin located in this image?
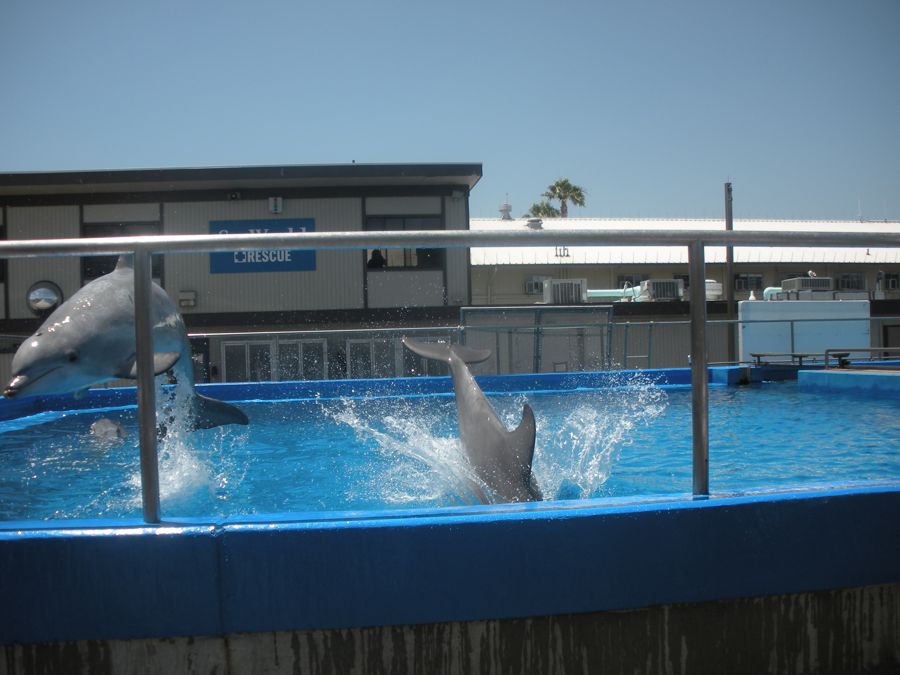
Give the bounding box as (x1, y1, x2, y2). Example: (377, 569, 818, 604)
(401, 337, 542, 503)
(3, 256, 248, 430)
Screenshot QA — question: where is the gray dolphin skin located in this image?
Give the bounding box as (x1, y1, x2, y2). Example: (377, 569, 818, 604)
(402, 337, 542, 503)
(3, 256, 248, 430)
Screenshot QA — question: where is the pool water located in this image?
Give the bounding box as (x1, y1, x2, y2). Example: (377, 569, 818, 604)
(1, 380, 898, 521)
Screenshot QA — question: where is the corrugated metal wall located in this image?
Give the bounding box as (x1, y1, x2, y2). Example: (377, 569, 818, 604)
(164, 198, 364, 315)
(443, 194, 470, 305)
(7, 206, 81, 319)
(83, 203, 160, 223)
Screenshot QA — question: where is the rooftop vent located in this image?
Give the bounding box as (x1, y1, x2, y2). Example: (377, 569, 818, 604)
(526, 218, 543, 229)
(781, 276, 834, 292)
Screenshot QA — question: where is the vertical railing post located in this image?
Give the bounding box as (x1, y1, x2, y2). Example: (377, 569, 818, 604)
(689, 240, 710, 498)
(134, 248, 161, 523)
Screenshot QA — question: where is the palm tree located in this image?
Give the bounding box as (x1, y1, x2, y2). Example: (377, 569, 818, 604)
(524, 201, 561, 218)
(543, 178, 586, 218)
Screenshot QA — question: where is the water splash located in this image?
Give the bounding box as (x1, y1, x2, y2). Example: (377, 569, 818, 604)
(325, 397, 490, 506)
(533, 371, 668, 499)
(324, 372, 668, 505)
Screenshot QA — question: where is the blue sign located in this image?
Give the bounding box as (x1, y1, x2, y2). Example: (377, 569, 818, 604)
(209, 219, 316, 274)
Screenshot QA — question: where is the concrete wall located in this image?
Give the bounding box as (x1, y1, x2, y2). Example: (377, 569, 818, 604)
(4, 583, 898, 674)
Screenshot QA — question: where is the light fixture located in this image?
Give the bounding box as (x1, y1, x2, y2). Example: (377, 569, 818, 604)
(178, 291, 197, 308)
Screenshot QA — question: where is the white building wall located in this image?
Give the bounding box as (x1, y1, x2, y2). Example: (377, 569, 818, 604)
(163, 198, 364, 315)
(7, 206, 81, 319)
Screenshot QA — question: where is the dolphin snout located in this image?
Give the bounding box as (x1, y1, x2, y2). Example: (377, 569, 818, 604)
(3, 375, 26, 398)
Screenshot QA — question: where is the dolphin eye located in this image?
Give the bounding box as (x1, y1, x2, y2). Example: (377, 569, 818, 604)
(66, 350, 79, 363)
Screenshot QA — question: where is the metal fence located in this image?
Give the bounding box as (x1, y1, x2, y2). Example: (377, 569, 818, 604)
(2, 227, 900, 522)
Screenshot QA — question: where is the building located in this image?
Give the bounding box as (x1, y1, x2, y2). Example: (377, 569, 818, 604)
(2, 165, 899, 382)
(0, 163, 481, 383)
(470, 216, 900, 305)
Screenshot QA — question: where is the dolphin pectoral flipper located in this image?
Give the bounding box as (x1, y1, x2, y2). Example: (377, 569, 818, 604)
(191, 392, 249, 429)
(125, 352, 182, 379)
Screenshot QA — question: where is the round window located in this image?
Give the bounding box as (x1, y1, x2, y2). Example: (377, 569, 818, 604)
(26, 281, 63, 316)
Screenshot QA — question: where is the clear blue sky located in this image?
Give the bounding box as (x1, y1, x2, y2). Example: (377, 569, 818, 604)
(2, 0, 898, 220)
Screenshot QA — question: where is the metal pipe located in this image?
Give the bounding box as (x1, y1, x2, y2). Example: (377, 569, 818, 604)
(724, 183, 736, 363)
(689, 240, 710, 498)
(133, 249, 161, 523)
(2, 228, 900, 260)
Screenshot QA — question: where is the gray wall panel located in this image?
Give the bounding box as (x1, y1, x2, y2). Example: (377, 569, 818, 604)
(163, 199, 363, 315)
(7, 206, 81, 319)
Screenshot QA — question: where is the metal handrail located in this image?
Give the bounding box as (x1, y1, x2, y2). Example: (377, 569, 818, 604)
(3, 227, 900, 522)
(824, 347, 900, 368)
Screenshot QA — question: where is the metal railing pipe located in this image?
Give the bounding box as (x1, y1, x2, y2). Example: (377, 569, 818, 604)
(689, 240, 710, 498)
(133, 249, 161, 523)
(2, 228, 900, 260)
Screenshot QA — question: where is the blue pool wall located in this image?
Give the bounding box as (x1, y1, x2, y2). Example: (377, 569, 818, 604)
(2, 364, 899, 647)
(0, 363, 803, 422)
(2, 486, 899, 644)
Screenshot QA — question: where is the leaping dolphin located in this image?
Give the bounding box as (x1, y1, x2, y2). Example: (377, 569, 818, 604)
(3, 256, 248, 430)
(402, 337, 542, 503)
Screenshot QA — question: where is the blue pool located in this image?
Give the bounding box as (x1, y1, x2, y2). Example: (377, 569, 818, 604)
(1, 371, 898, 521)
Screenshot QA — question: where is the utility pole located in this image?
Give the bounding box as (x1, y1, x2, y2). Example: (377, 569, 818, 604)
(724, 182, 736, 363)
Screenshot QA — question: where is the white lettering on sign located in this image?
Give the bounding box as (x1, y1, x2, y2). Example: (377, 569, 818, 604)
(220, 226, 307, 264)
(233, 250, 294, 263)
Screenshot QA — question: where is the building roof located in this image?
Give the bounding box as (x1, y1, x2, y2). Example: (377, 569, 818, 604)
(469, 218, 900, 266)
(0, 163, 483, 197)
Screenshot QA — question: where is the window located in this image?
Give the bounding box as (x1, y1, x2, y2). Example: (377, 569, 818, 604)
(734, 274, 764, 291)
(81, 221, 163, 284)
(524, 277, 547, 295)
(365, 216, 443, 270)
(884, 273, 900, 291)
(616, 274, 647, 288)
(837, 273, 865, 291)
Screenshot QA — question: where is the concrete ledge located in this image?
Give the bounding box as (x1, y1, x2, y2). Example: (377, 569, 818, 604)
(799, 368, 900, 397)
(3, 583, 899, 675)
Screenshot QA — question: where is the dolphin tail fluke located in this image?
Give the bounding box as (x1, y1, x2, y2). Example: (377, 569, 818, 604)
(402, 337, 491, 365)
(190, 393, 249, 430)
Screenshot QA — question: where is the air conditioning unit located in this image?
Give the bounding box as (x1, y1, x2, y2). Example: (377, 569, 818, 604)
(638, 278, 684, 301)
(781, 276, 834, 292)
(543, 279, 587, 304)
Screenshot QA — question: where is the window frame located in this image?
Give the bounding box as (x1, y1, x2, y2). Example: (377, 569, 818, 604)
(364, 215, 445, 271)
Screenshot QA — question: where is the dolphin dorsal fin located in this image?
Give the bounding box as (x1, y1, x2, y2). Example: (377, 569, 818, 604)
(126, 352, 181, 378)
(510, 403, 537, 470)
